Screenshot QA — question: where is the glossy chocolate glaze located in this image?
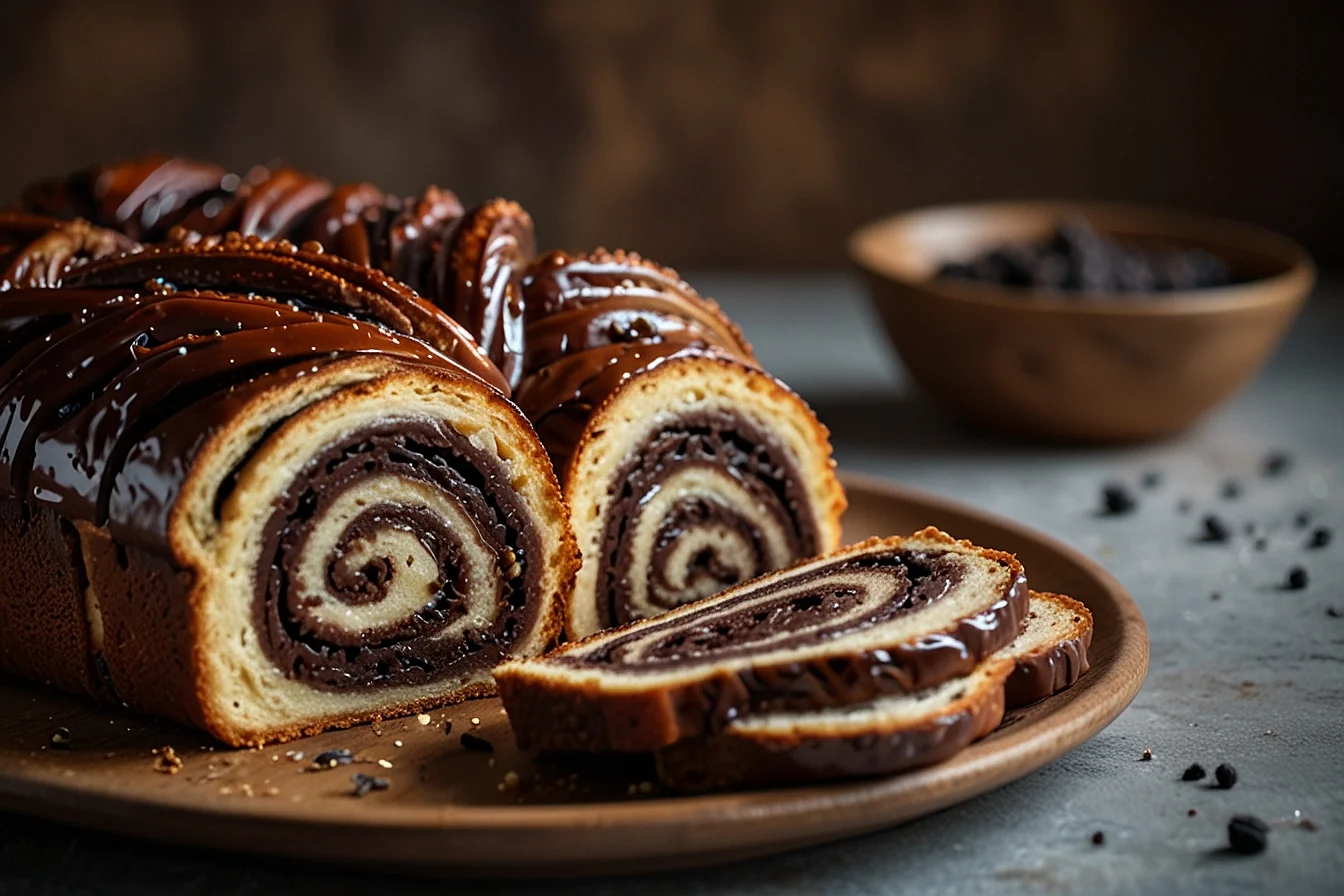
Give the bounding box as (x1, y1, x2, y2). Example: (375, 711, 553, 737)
(569, 550, 966, 669)
(1004, 626, 1092, 708)
(17, 157, 528, 381)
(256, 421, 545, 690)
(596, 409, 818, 627)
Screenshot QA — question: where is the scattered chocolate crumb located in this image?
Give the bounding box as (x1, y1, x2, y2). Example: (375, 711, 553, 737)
(1177, 498, 1193, 514)
(50, 727, 71, 750)
(1099, 483, 1137, 516)
(1215, 764, 1238, 789)
(152, 746, 183, 774)
(460, 732, 493, 752)
(1141, 471, 1163, 489)
(1140, 748, 1153, 761)
(1227, 815, 1269, 855)
(1221, 479, 1242, 500)
(1182, 763, 1207, 781)
(1195, 515, 1231, 544)
(1294, 512, 1311, 529)
(1282, 566, 1309, 590)
(311, 749, 353, 770)
(1210, 591, 1222, 601)
(1091, 831, 1105, 846)
(1327, 607, 1341, 618)
(443, 720, 454, 735)
(1307, 527, 1331, 549)
(350, 773, 389, 797)
(1261, 452, 1292, 477)
(1254, 537, 1268, 551)
(1188, 808, 1198, 817)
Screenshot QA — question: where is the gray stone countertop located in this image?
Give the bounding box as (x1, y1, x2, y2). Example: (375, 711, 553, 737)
(2, 273, 1340, 895)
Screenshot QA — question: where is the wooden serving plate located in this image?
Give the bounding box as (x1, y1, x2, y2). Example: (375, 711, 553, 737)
(0, 472, 1148, 877)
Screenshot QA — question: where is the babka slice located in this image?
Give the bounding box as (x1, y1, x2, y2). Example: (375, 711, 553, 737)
(494, 529, 1028, 752)
(513, 248, 846, 640)
(0, 239, 577, 746)
(655, 591, 1093, 790)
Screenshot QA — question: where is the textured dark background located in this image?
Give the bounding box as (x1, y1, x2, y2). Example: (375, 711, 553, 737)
(0, 0, 1338, 265)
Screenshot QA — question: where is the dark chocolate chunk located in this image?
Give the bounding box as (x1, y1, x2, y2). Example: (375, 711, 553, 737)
(1261, 452, 1292, 477)
(1188, 808, 1198, 817)
(1140, 748, 1153, 761)
(460, 732, 493, 752)
(50, 727, 71, 750)
(1214, 764, 1238, 789)
(1283, 566, 1309, 590)
(1220, 479, 1242, 500)
(1227, 815, 1269, 855)
(1182, 763, 1207, 781)
(1327, 607, 1341, 619)
(1141, 471, 1163, 489)
(1210, 592, 1222, 601)
(443, 720, 454, 735)
(350, 772, 389, 797)
(1195, 515, 1231, 544)
(1091, 831, 1105, 846)
(1099, 483, 1137, 516)
(312, 749, 354, 769)
(1307, 527, 1331, 550)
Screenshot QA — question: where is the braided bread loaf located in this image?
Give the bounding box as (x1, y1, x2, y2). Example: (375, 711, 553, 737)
(0, 237, 575, 745)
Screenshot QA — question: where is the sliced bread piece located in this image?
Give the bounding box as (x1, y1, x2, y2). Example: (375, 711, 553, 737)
(654, 590, 1094, 790)
(495, 528, 1028, 752)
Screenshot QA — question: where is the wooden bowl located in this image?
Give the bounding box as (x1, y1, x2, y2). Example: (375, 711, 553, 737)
(849, 202, 1316, 442)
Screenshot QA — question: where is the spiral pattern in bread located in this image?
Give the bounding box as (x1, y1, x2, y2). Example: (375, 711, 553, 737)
(0, 239, 575, 745)
(513, 248, 845, 639)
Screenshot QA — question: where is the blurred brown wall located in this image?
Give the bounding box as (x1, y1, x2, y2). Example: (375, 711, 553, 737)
(0, 0, 1338, 265)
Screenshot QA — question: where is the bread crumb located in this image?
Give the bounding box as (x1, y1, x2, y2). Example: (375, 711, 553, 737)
(417, 714, 432, 726)
(377, 759, 393, 769)
(152, 746, 183, 775)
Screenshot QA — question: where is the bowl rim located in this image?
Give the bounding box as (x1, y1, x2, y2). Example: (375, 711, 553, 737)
(848, 200, 1317, 316)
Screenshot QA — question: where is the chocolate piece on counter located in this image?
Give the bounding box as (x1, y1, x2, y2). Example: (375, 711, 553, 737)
(1261, 452, 1292, 477)
(443, 720, 454, 735)
(1140, 748, 1154, 761)
(350, 773, 390, 797)
(460, 733, 493, 752)
(1182, 763, 1207, 781)
(1327, 607, 1341, 619)
(312, 749, 354, 769)
(1210, 592, 1222, 601)
(1214, 764, 1238, 789)
(1227, 815, 1269, 855)
(1195, 515, 1231, 544)
(1282, 566, 1309, 590)
(1091, 831, 1105, 846)
(1099, 483, 1138, 516)
(1306, 527, 1332, 549)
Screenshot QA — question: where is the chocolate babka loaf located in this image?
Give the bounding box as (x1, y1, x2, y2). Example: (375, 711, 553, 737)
(18, 156, 533, 387)
(512, 248, 846, 640)
(495, 529, 1028, 752)
(0, 237, 576, 745)
(655, 591, 1093, 790)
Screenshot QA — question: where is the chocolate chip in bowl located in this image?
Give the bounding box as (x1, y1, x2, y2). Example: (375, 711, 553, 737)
(850, 202, 1315, 442)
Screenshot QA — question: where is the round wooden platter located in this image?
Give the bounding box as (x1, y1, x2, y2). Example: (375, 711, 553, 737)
(0, 472, 1148, 877)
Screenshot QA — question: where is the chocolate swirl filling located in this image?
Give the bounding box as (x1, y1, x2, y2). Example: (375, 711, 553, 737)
(255, 421, 543, 690)
(598, 409, 819, 628)
(566, 549, 966, 671)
